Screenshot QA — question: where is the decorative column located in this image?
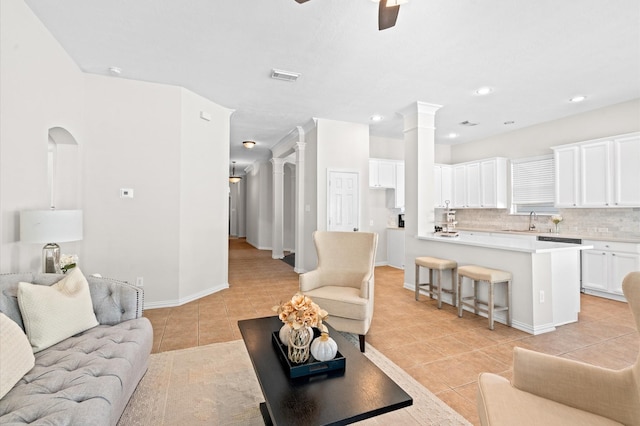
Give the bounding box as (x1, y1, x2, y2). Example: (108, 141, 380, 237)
(400, 102, 442, 237)
(294, 141, 306, 273)
(271, 158, 285, 259)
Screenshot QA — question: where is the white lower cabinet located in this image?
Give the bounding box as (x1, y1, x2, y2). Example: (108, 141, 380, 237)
(387, 228, 405, 269)
(582, 240, 640, 301)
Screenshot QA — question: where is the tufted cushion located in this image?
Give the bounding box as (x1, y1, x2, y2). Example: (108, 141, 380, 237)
(18, 268, 99, 352)
(0, 317, 152, 426)
(0, 313, 35, 399)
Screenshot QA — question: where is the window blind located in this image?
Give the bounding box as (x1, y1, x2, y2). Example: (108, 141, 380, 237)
(511, 155, 555, 204)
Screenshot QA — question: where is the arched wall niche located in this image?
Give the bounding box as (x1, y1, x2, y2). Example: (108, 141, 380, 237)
(47, 126, 80, 209)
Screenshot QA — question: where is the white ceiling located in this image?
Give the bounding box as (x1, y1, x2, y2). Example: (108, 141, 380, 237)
(25, 0, 640, 174)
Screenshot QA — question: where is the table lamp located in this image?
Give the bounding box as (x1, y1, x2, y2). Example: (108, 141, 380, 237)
(20, 209, 83, 273)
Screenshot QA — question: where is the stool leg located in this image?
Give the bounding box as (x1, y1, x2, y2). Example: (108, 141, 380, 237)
(415, 264, 420, 301)
(428, 269, 434, 300)
(473, 280, 479, 315)
(506, 280, 512, 326)
(437, 269, 443, 309)
(457, 275, 463, 318)
(488, 281, 495, 330)
(451, 267, 457, 308)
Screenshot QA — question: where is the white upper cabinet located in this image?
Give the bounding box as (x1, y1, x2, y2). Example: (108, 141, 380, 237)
(580, 140, 611, 207)
(554, 146, 580, 207)
(613, 134, 640, 206)
(452, 164, 467, 208)
(451, 158, 507, 209)
(369, 159, 396, 188)
(553, 132, 640, 208)
(434, 164, 452, 208)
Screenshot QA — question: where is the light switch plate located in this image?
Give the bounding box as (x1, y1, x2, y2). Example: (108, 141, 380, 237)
(120, 188, 134, 198)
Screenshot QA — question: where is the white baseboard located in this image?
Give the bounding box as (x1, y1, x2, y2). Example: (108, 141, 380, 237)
(144, 282, 229, 309)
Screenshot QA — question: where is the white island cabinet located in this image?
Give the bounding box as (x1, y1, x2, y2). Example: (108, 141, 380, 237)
(415, 231, 592, 335)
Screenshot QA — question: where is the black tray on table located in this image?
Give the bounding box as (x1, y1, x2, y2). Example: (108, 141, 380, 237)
(271, 332, 346, 379)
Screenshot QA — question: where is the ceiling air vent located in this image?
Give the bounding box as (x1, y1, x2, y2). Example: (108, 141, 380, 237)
(271, 69, 301, 82)
(459, 120, 479, 126)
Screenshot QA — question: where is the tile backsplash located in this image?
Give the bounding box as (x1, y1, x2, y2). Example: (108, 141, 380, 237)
(440, 208, 640, 239)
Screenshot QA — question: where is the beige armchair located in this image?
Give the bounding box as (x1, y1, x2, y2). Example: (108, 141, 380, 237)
(299, 231, 378, 352)
(477, 271, 640, 426)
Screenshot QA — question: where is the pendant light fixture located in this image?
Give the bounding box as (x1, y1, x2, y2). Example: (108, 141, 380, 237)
(229, 161, 242, 183)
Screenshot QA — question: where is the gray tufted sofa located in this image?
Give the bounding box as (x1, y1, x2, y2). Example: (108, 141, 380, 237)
(0, 273, 153, 426)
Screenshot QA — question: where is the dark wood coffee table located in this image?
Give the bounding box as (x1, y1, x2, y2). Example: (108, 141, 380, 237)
(238, 316, 412, 425)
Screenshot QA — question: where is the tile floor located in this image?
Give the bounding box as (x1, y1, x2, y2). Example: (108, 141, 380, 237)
(144, 238, 639, 425)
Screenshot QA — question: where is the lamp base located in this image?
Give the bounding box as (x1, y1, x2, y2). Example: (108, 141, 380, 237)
(42, 243, 62, 273)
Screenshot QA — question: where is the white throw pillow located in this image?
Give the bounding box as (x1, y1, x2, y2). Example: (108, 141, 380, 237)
(18, 267, 99, 353)
(0, 312, 35, 399)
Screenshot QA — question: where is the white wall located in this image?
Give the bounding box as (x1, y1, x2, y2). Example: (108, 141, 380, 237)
(82, 75, 182, 305)
(178, 89, 231, 302)
(316, 118, 370, 234)
(245, 162, 273, 250)
(369, 135, 404, 160)
(450, 99, 640, 163)
(0, 0, 85, 272)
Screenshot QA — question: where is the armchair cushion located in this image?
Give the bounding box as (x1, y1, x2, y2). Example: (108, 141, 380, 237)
(304, 286, 368, 321)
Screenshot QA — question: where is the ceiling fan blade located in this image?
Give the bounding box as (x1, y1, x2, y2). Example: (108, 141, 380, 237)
(379, 0, 400, 30)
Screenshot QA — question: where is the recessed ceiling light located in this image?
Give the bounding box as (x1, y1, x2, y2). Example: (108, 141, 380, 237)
(108, 67, 122, 76)
(504, 121, 515, 125)
(474, 86, 493, 96)
(448, 133, 459, 139)
(370, 115, 383, 122)
(569, 95, 587, 103)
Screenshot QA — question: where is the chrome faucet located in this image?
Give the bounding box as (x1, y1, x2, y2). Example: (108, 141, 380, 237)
(528, 211, 537, 231)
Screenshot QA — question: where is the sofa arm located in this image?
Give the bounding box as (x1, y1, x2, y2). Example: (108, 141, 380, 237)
(86, 276, 145, 325)
(512, 347, 640, 425)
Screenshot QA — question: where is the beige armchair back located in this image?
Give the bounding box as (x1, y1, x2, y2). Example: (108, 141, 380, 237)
(300, 231, 378, 352)
(477, 271, 640, 426)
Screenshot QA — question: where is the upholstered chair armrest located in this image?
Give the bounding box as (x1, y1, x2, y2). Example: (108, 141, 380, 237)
(512, 347, 640, 424)
(360, 273, 374, 299)
(300, 270, 322, 292)
(86, 276, 145, 325)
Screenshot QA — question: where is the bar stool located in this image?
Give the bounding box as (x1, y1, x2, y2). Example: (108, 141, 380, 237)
(457, 265, 512, 330)
(415, 257, 458, 309)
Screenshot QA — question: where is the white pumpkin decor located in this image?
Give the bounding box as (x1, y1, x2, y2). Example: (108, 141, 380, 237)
(310, 332, 338, 361)
(279, 323, 292, 346)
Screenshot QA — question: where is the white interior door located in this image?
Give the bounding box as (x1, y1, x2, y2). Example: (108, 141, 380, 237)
(328, 171, 359, 232)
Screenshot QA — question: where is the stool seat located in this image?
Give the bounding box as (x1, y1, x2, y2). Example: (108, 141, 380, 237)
(416, 256, 457, 270)
(415, 257, 457, 309)
(457, 265, 512, 283)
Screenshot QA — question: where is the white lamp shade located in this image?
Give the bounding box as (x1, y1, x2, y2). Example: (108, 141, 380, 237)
(20, 210, 83, 243)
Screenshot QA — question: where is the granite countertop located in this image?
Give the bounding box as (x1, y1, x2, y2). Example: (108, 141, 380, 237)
(455, 227, 640, 244)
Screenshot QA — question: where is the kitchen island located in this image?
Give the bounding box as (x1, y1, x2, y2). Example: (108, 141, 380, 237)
(414, 231, 593, 335)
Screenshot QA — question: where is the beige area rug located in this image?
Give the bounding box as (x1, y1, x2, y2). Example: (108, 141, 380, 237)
(118, 338, 472, 426)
